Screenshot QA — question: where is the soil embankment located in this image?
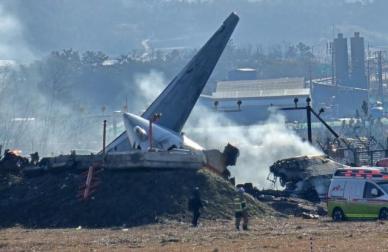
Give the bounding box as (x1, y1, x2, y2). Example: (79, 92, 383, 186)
(0, 168, 273, 228)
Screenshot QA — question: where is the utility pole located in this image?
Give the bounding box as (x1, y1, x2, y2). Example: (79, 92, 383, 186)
(124, 96, 128, 112)
(280, 97, 340, 145)
(377, 51, 384, 103)
(308, 46, 313, 90)
(331, 42, 335, 86)
(308, 58, 313, 90)
(102, 120, 107, 155)
(367, 43, 370, 90)
(306, 97, 312, 143)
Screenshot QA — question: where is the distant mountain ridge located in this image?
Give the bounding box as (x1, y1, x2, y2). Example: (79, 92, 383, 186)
(1, 0, 388, 60)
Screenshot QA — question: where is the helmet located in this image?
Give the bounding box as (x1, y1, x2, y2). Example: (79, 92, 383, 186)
(238, 187, 245, 194)
(193, 187, 200, 196)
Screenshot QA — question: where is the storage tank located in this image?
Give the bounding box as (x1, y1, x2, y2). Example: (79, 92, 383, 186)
(333, 33, 349, 85)
(350, 32, 367, 89)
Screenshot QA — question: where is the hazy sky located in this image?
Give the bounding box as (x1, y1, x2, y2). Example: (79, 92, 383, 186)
(1, 0, 387, 61)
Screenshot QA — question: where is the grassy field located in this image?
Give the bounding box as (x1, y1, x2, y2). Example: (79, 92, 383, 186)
(1, 217, 388, 251)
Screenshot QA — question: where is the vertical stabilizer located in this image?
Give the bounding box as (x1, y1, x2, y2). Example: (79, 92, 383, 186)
(106, 13, 239, 152)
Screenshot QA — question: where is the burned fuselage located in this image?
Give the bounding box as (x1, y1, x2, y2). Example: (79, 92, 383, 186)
(269, 155, 345, 201)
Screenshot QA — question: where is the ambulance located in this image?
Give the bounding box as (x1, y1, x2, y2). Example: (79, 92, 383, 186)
(327, 167, 388, 221)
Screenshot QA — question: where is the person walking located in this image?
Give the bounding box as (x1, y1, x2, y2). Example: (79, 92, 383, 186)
(188, 187, 203, 227)
(234, 187, 248, 230)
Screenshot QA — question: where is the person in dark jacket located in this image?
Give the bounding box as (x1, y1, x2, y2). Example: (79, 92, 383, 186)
(188, 187, 203, 227)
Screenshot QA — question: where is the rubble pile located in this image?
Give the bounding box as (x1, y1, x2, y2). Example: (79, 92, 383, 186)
(0, 168, 273, 228)
(0, 150, 29, 174)
(267, 197, 327, 219)
(238, 183, 327, 218)
(0, 151, 29, 192)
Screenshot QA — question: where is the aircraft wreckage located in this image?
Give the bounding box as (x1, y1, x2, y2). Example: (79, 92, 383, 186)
(106, 12, 239, 154)
(24, 13, 240, 176)
(269, 155, 346, 201)
(19, 12, 343, 203)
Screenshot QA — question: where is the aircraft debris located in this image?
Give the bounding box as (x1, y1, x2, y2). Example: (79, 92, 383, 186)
(0, 149, 29, 174)
(268, 155, 344, 201)
(237, 183, 327, 217)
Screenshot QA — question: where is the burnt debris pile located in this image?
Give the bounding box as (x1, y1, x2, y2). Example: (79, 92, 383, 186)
(237, 183, 327, 218)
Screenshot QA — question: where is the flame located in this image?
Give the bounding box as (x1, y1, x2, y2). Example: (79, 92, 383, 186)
(9, 149, 22, 156)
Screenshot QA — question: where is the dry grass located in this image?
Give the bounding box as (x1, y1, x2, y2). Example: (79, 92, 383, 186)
(1, 217, 388, 251)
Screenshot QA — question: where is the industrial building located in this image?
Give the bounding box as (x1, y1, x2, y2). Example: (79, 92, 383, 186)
(201, 75, 368, 123)
(201, 77, 310, 124)
(202, 78, 369, 123)
(311, 81, 368, 117)
(201, 32, 370, 124)
(316, 32, 368, 116)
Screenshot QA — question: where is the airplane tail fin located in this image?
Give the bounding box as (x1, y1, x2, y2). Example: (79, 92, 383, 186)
(105, 13, 239, 153)
(142, 12, 239, 132)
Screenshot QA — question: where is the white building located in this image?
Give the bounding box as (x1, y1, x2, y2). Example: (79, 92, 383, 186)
(201, 77, 311, 124)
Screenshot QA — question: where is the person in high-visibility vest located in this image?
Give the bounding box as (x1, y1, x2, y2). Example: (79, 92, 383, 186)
(234, 187, 248, 230)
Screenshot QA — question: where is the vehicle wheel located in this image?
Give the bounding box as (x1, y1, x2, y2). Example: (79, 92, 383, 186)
(332, 208, 345, 222)
(379, 208, 388, 220)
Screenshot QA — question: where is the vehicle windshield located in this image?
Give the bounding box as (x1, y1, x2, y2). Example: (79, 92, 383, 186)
(377, 181, 388, 194)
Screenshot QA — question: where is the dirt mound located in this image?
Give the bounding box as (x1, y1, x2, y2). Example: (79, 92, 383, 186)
(0, 168, 273, 228)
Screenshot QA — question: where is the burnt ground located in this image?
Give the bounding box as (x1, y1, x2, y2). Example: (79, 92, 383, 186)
(0, 168, 274, 228)
(1, 218, 388, 251)
(2, 165, 388, 251)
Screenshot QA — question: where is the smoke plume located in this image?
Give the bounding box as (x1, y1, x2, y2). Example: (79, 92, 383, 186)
(134, 71, 322, 188)
(132, 70, 166, 114)
(186, 105, 322, 188)
(0, 4, 34, 61)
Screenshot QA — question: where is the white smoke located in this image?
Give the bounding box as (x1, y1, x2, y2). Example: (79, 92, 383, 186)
(0, 4, 34, 61)
(186, 105, 322, 188)
(140, 39, 152, 60)
(133, 70, 166, 113)
(133, 71, 322, 188)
